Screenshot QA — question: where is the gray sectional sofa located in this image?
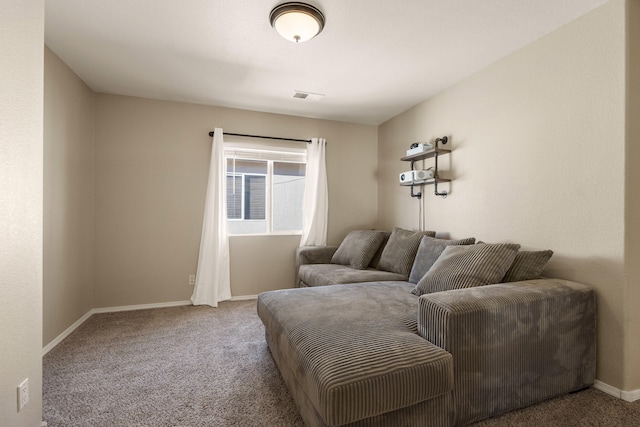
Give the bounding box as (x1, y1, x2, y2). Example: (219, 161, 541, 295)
(257, 228, 597, 426)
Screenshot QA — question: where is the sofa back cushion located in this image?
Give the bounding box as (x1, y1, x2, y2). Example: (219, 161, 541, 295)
(330, 230, 387, 270)
(502, 250, 553, 282)
(408, 236, 476, 284)
(411, 243, 520, 295)
(377, 227, 436, 277)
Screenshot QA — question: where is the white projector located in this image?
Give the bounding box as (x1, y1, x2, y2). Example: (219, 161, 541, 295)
(413, 169, 435, 183)
(399, 169, 434, 185)
(406, 143, 434, 156)
(399, 170, 415, 184)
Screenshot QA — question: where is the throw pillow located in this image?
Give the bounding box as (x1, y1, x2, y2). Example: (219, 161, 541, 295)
(502, 250, 553, 282)
(411, 243, 520, 296)
(368, 231, 391, 269)
(408, 236, 476, 284)
(377, 227, 436, 277)
(330, 230, 387, 270)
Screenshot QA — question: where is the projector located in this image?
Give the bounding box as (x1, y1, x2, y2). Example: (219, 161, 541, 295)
(406, 143, 434, 156)
(413, 169, 435, 183)
(399, 170, 415, 184)
(399, 169, 434, 185)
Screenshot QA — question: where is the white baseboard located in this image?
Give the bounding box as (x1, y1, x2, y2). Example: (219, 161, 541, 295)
(594, 379, 640, 402)
(42, 298, 261, 355)
(92, 300, 192, 314)
(43, 300, 191, 355)
(230, 294, 258, 301)
(621, 388, 640, 402)
(42, 310, 93, 356)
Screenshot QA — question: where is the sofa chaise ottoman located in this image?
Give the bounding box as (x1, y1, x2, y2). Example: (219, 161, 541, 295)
(257, 279, 596, 426)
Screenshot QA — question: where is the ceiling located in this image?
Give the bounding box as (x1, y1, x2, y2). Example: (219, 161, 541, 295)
(45, 0, 609, 126)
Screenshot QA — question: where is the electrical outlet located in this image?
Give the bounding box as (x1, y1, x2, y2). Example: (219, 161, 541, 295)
(17, 378, 28, 411)
(188, 275, 196, 286)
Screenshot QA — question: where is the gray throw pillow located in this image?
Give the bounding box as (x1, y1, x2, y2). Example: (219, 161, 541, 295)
(408, 236, 476, 284)
(330, 230, 387, 270)
(368, 232, 391, 269)
(411, 243, 520, 296)
(502, 250, 553, 282)
(377, 227, 436, 277)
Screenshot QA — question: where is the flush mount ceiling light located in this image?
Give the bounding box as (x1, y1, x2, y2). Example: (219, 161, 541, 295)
(269, 2, 325, 43)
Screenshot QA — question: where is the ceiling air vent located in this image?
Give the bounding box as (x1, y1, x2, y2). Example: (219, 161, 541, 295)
(293, 90, 324, 101)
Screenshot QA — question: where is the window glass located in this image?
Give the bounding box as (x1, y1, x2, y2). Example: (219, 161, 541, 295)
(228, 159, 268, 174)
(225, 150, 305, 235)
(226, 175, 242, 219)
(245, 175, 266, 220)
(272, 162, 305, 232)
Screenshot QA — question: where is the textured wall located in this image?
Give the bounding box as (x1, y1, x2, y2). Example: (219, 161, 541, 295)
(0, 0, 44, 425)
(378, 1, 628, 389)
(93, 94, 378, 306)
(43, 47, 95, 347)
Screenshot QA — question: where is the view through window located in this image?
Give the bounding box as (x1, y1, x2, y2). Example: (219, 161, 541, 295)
(226, 148, 306, 235)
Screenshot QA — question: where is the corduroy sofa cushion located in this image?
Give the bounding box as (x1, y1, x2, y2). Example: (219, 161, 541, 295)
(502, 250, 553, 282)
(298, 264, 407, 287)
(330, 230, 388, 270)
(257, 282, 454, 426)
(408, 236, 476, 284)
(377, 228, 436, 277)
(412, 243, 520, 296)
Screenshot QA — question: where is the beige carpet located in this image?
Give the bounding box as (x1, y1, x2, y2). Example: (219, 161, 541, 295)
(43, 300, 640, 426)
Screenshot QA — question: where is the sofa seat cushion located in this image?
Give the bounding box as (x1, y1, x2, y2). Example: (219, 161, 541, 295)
(258, 282, 454, 426)
(299, 263, 407, 287)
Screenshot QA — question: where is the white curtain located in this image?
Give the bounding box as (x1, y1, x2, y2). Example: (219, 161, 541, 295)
(300, 138, 328, 246)
(191, 128, 232, 307)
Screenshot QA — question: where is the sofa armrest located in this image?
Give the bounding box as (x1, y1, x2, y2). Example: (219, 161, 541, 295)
(295, 245, 339, 287)
(417, 278, 596, 425)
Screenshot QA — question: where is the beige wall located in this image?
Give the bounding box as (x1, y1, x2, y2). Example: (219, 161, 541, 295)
(625, 0, 640, 391)
(93, 94, 377, 307)
(379, 0, 630, 389)
(43, 47, 95, 346)
(0, 0, 44, 425)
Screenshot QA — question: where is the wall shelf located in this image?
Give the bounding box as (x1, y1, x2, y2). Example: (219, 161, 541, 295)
(399, 177, 450, 187)
(400, 147, 451, 163)
(401, 136, 451, 198)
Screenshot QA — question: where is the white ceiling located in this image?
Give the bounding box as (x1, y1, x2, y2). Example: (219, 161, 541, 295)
(45, 0, 609, 125)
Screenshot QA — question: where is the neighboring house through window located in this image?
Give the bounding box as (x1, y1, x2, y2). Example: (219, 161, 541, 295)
(225, 145, 306, 235)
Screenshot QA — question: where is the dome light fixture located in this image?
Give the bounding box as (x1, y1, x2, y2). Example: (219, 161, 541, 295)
(269, 2, 325, 43)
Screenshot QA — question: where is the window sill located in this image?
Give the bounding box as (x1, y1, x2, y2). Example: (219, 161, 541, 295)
(228, 232, 303, 237)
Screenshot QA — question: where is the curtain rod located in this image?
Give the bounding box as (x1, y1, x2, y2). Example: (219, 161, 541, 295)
(208, 131, 312, 144)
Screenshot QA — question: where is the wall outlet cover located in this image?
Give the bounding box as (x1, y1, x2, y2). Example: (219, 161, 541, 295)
(17, 378, 28, 411)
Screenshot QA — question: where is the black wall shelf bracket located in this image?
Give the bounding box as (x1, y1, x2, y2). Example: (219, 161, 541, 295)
(410, 184, 422, 199)
(434, 181, 448, 198)
(433, 136, 448, 198)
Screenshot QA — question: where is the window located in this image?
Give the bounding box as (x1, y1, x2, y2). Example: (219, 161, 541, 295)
(225, 147, 306, 235)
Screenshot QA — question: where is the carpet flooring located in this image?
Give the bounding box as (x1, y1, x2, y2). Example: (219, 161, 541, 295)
(43, 300, 640, 426)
